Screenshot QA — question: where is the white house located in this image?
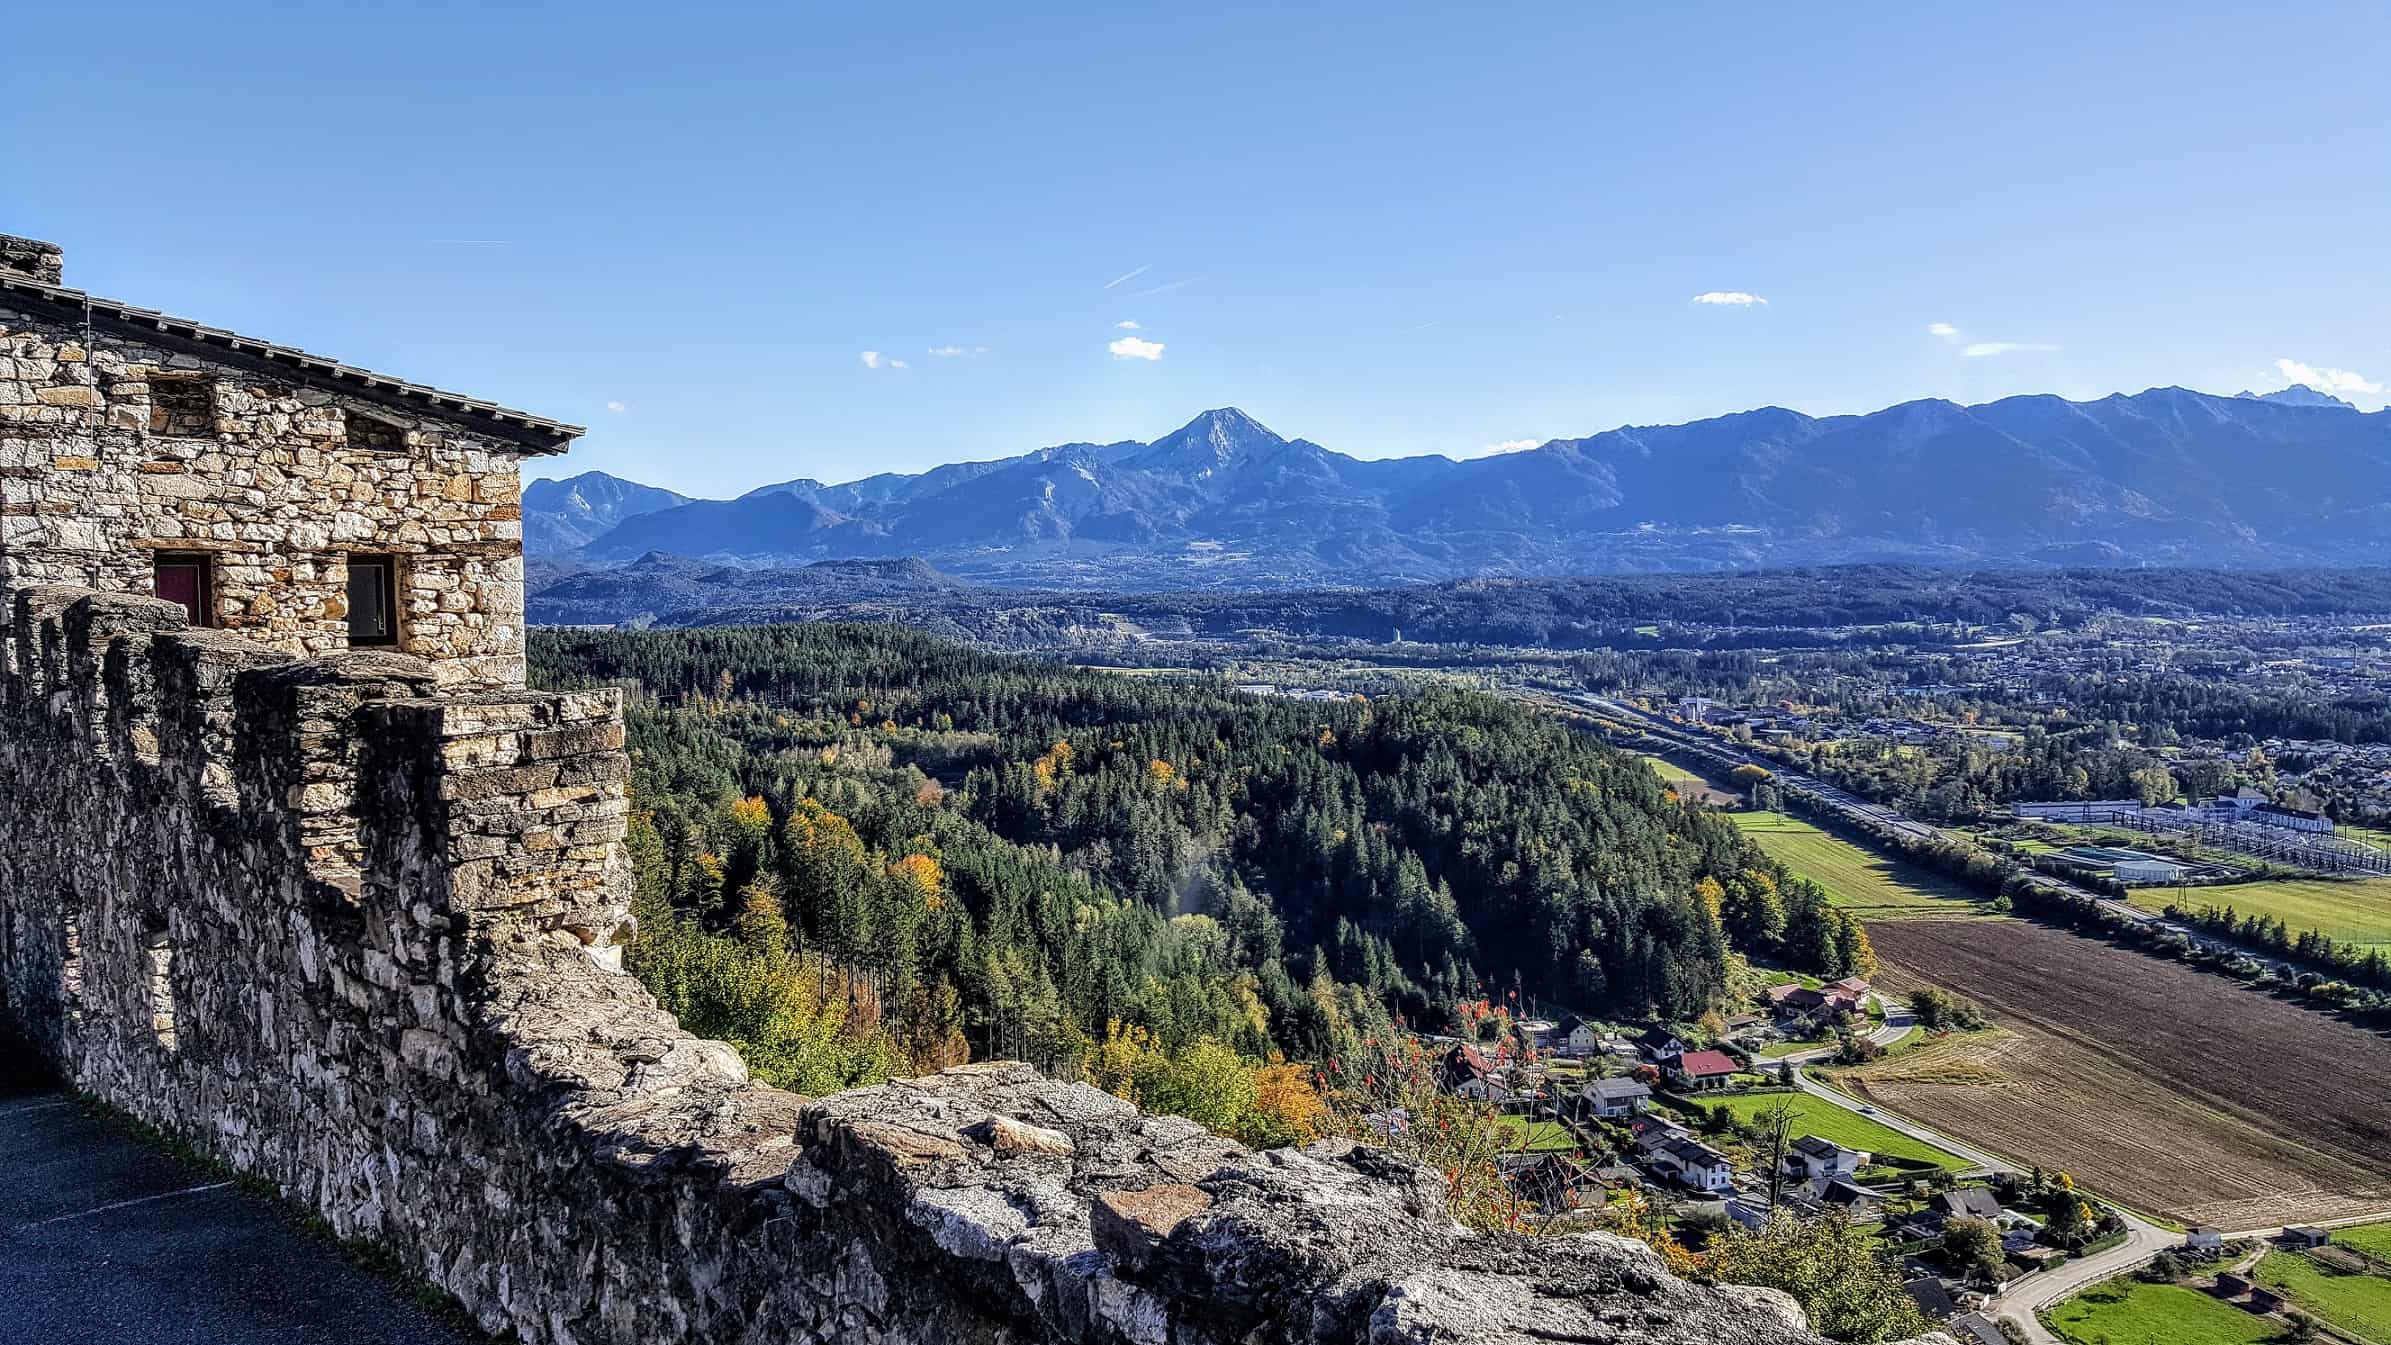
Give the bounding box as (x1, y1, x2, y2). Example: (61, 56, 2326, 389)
(1654, 1138, 1735, 1193)
(1584, 1076, 1653, 1118)
(1782, 1135, 1864, 1182)
(1554, 1015, 1603, 1056)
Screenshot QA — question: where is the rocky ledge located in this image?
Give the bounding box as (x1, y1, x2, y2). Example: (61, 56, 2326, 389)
(791, 1061, 1875, 1345)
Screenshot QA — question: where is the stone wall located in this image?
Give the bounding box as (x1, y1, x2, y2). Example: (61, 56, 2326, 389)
(0, 582, 1871, 1345)
(0, 298, 538, 689)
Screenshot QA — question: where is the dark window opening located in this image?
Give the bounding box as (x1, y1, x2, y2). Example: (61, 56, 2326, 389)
(346, 553, 400, 648)
(348, 414, 406, 454)
(150, 379, 216, 437)
(152, 552, 215, 627)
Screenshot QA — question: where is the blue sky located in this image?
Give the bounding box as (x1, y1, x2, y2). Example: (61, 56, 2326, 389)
(9, 3, 2388, 496)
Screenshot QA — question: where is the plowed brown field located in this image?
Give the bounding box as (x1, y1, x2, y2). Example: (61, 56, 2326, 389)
(1840, 919, 2391, 1228)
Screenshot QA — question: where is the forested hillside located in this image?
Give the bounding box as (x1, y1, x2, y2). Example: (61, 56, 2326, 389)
(530, 624, 1871, 1097)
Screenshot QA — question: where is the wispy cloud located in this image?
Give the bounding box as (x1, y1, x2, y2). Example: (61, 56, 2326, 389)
(859, 350, 908, 370)
(2276, 357, 2381, 395)
(927, 345, 988, 358)
(1410, 320, 1442, 332)
(1927, 322, 1959, 339)
(1103, 265, 1151, 290)
(1961, 341, 2059, 358)
(1691, 291, 1767, 307)
(1107, 335, 1165, 361)
(1474, 438, 1544, 457)
(1114, 320, 1141, 330)
(604, 399, 628, 414)
(1126, 276, 1201, 298)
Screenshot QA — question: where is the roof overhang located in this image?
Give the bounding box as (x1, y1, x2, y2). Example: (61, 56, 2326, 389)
(0, 272, 584, 455)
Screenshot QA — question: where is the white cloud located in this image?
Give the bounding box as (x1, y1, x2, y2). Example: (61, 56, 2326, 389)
(859, 351, 907, 369)
(2275, 357, 2381, 395)
(1475, 438, 1544, 457)
(1927, 322, 1959, 339)
(604, 399, 627, 414)
(1107, 335, 1165, 361)
(1115, 320, 1140, 330)
(1103, 265, 1150, 290)
(1691, 291, 1767, 306)
(927, 345, 988, 358)
(1961, 341, 2060, 358)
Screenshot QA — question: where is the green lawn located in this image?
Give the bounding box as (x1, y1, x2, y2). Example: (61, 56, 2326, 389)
(2128, 875, 2391, 952)
(1491, 1116, 1579, 1153)
(1759, 1037, 1828, 1059)
(1728, 812, 1986, 920)
(2047, 1279, 2275, 1345)
(1705, 1092, 1969, 1170)
(2253, 1250, 2391, 1340)
(1644, 757, 1710, 786)
(2337, 1219, 2391, 1261)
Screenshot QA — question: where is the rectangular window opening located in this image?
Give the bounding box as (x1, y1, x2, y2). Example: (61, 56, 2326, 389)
(346, 553, 400, 648)
(347, 413, 406, 454)
(152, 552, 215, 627)
(150, 379, 216, 437)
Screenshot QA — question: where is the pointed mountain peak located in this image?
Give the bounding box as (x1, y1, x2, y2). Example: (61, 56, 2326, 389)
(1120, 408, 1288, 475)
(1160, 407, 1284, 454)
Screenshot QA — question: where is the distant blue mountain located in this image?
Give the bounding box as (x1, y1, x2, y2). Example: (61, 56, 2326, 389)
(522, 471, 692, 553)
(529, 391, 2391, 587)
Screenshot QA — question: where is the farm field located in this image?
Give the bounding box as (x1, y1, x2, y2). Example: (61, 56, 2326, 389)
(1641, 755, 1739, 807)
(2340, 1220, 2391, 1261)
(1729, 812, 1985, 920)
(2252, 1250, 2391, 1340)
(1838, 919, 2391, 1228)
(2045, 1279, 2273, 1345)
(1704, 1092, 1969, 1170)
(2128, 875, 2391, 952)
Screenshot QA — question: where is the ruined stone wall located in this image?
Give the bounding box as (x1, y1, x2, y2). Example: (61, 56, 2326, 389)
(0, 300, 532, 689)
(0, 584, 1859, 1345)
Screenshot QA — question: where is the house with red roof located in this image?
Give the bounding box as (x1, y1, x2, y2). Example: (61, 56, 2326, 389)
(1663, 1048, 1741, 1090)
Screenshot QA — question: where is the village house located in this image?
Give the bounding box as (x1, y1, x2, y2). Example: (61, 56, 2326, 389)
(1630, 1116, 1691, 1156)
(1553, 1014, 1603, 1056)
(1663, 1048, 1740, 1090)
(1583, 1076, 1652, 1118)
(1763, 976, 1869, 1026)
(1634, 1027, 1686, 1060)
(2282, 1227, 2331, 1249)
(0, 235, 579, 689)
(1650, 1137, 1734, 1193)
(1935, 1187, 2005, 1224)
(1782, 1134, 1864, 1183)
(1439, 1043, 1504, 1100)
(2184, 1227, 2224, 1253)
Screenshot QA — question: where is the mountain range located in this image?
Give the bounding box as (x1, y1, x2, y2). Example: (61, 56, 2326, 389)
(529, 387, 2391, 588)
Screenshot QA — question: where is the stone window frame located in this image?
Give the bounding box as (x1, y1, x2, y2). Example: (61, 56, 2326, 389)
(152, 550, 219, 628)
(148, 375, 218, 438)
(344, 552, 404, 649)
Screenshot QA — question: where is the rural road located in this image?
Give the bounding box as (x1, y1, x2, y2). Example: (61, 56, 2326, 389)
(1789, 1069, 2175, 1344)
(1774, 993, 1917, 1066)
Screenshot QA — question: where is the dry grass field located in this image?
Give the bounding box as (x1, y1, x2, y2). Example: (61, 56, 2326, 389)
(1837, 919, 2391, 1228)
